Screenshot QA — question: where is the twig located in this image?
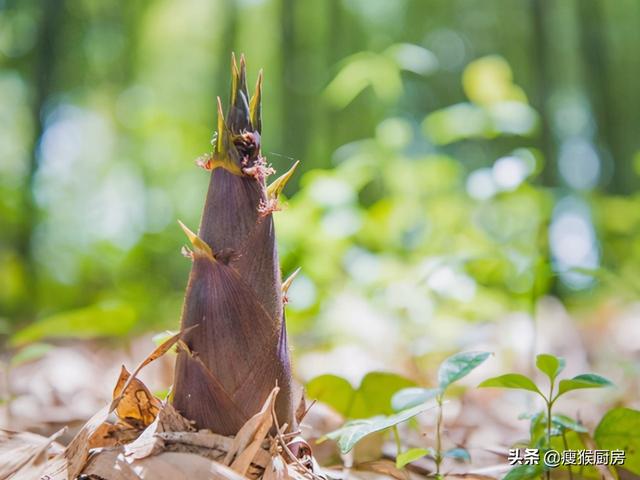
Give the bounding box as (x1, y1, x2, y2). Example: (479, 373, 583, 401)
(269, 396, 324, 480)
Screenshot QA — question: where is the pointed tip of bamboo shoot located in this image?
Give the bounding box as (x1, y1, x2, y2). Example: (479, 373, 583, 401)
(230, 53, 239, 105)
(228, 53, 250, 133)
(267, 160, 300, 200)
(178, 220, 214, 259)
(282, 267, 301, 297)
(216, 97, 227, 153)
(250, 70, 263, 132)
(238, 54, 248, 92)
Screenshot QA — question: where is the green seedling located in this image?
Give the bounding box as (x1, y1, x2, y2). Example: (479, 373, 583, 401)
(311, 371, 424, 454)
(392, 351, 491, 477)
(479, 353, 613, 480)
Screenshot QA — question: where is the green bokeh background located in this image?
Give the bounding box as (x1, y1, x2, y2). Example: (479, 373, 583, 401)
(1, 0, 639, 361)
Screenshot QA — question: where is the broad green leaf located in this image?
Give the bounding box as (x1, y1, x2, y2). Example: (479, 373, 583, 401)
(437, 351, 491, 390)
(503, 463, 545, 480)
(306, 371, 414, 419)
(444, 447, 471, 462)
(326, 402, 436, 454)
(391, 387, 439, 412)
(478, 374, 542, 396)
(552, 414, 587, 433)
(551, 429, 587, 452)
(557, 374, 613, 396)
(549, 430, 599, 478)
(349, 372, 415, 418)
(535, 354, 565, 382)
(11, 302, 137, 346)
(305, 374, 354, 417)
(10, 343, 53, 367)
(529, 412, 586, 448)
(595, 407, 640, 474)
(396, 448, 431, 468)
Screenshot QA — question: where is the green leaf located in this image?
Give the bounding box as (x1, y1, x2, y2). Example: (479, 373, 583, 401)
(478, 374, 542, 396)
(10, 302, 137, 346)
(552, 414, 587, 433)
(305, 374, 355, 417)
(444, 447, 471, 462)
(503, 463, 546, 480)
(10, 343, 53, 367)
(306, 371, 414, 418)
(350, 372, 415, 417)
(595, 407, 640, 474)
(326, 402, 436, 454)
(437, 351, 491, 391)
(557, 374, 613, 397)
(529, 412, 561, 447)
(535, 354, 565, 382)
(528, 412, 586, 447)
(396, 448, 432, 468)
(391, 387, 439, 412)
(154, 389, 170, 400)
(548, 430, 599, 477)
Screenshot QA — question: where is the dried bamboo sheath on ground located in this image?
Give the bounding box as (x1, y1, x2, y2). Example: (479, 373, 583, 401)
(172, 54, 295, 436)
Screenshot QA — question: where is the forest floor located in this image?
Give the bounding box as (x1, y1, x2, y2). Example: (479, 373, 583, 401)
(1, 297, 637, 479)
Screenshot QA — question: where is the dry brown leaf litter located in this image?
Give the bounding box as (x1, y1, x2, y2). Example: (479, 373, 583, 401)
(0, 331, 323, 480)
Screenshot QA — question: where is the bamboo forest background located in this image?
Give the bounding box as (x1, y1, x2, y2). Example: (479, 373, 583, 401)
(1, 0, 639, 402)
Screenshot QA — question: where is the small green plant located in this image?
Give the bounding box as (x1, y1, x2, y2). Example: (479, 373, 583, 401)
(315, 352, 490, 473)
(479, 353, 613, 479)
(392, 351, 491, 477)
(308, 371, 428, 454)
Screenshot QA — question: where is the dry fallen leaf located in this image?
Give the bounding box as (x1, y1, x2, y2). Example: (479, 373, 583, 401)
(0, 338, 331, 480)
(354, 459, 409, 480)
(81, 448, 139, 480)
(79, 449, 253, 480)
(89, 422, 141, 449)
(131, 451, 248, 479)
(60, 404, 111, 479)
(112, 365, 162, 429)
(227, 387, 279, 475)
(124, 401, 193, 460)
(0, 429, 64, 479)
(110, 326, 196, 414)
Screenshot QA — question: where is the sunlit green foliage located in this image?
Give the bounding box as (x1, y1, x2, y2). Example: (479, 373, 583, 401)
(313, 352, 490, 465)
(480, 354, 616, 479)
